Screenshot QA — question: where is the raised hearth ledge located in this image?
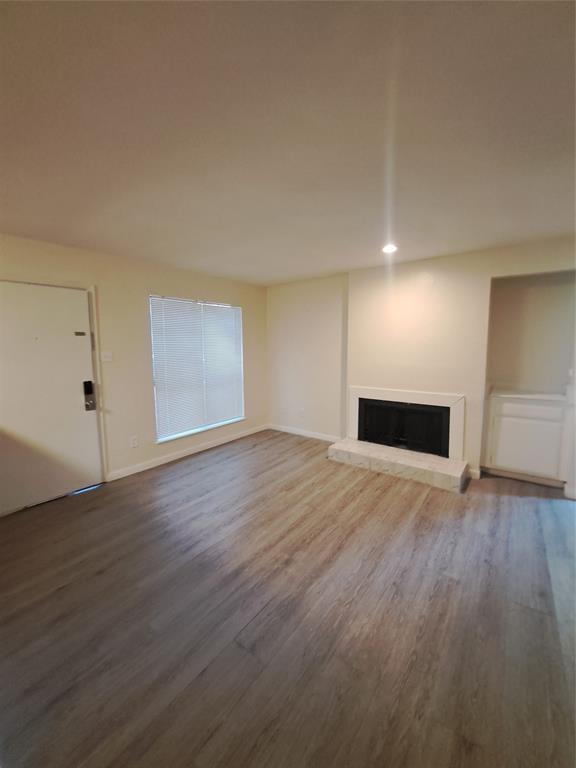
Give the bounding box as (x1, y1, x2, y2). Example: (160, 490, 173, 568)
(348, 386, 465, 460)
(329, 438, 469, 493)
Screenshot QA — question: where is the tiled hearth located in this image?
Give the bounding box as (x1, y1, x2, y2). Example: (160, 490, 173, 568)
(328, 438, 469, 493)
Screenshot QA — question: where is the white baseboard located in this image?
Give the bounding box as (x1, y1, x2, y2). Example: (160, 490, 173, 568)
(268, 424, 341, 444)
(106, 424, 480, 486)
(105, 425, 269, 482)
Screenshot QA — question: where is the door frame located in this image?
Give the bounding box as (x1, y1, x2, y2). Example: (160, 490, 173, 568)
(0, 279, 108, 485)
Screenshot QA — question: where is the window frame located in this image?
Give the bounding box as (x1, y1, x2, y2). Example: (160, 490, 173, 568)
(148, 294, 245, 444)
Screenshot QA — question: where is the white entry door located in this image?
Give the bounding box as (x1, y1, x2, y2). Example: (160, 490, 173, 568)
(0, 282, 103, 515)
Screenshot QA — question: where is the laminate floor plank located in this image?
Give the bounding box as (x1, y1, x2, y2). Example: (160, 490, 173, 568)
(0, 430, 573, 768)
(3, 459, 363, 762)
(0, 436, 332, 650)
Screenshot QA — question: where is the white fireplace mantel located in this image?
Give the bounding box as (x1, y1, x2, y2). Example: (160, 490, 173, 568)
(348, 386, 466, 461)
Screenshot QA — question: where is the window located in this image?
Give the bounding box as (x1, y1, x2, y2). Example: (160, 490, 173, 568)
(149, 295, 244, 442)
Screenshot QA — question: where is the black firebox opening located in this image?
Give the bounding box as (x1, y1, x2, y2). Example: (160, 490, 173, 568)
(358, 398, 450, 458)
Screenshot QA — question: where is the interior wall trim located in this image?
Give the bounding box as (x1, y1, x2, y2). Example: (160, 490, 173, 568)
(268, 424, 342, 444)
(105, 425, 269, 482)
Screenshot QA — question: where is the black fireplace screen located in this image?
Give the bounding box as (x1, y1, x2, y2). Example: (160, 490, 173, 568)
(358, 398, 450, 458)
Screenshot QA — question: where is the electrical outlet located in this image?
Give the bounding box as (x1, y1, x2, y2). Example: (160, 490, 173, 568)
(130, 435, 139, 448)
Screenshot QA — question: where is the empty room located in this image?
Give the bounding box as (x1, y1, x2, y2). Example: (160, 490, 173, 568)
(0, 2, 574, 767)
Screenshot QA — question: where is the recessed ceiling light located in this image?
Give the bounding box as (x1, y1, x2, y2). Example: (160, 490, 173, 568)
(382, 243, 398, 254)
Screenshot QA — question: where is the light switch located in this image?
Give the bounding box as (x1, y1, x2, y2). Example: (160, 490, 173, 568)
(101, 351, 113, 363)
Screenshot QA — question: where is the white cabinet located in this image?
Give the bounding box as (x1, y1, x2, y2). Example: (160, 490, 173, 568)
(485, 391, 568, 481)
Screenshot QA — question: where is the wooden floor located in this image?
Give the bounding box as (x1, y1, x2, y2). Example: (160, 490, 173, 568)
(0, 430, 574, 768)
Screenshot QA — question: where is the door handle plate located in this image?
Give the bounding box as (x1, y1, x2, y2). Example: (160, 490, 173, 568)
(83, 381, 97, 411)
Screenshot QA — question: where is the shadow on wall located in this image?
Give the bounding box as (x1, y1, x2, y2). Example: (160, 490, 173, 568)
(0, 429, 96, 517)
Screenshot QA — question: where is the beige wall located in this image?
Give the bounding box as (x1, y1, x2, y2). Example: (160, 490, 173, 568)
(348, 237, 575, 471)
(0, 234, 268, 479)
(267, 275, 347, 440)
(487, 271, 575, 394)
(2, 232, 574, 485)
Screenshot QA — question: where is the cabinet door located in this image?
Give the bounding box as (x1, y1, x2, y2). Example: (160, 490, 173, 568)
(489, 400, 564, 479)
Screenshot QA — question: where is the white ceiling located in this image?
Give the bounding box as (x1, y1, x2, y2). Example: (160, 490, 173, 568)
(0, 2, 574, 284)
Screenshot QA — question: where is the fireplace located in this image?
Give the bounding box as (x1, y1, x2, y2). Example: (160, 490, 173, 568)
(358, 397, 450, 458)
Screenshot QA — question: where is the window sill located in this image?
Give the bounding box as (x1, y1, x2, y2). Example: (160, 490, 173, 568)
(156, 416, 246, 444)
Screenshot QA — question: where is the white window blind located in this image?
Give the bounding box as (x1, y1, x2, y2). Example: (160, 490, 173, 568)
(149, 296, 244, 442)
